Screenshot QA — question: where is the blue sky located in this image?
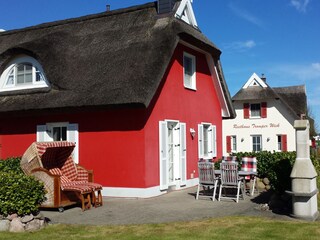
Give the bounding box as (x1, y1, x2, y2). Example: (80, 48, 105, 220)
(0, 0, 319, 131)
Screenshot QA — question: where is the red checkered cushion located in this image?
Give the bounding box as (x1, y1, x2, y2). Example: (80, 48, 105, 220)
(61, 183, 92, 193)
(241, 157, 257, 180)
(49, 168, 71, 184)
(61, 156, 78, 182)
(76, 167, 89, 182)
(222, 156, 237, 163)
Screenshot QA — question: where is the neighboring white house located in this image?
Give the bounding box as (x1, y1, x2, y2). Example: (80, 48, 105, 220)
(223, 73, 307, 155)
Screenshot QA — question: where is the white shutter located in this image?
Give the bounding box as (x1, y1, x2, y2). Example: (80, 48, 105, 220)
(198, 124, 204, 158)
(159, 121, 168, 190)
(212, 125, 217, 157)
(67, 123, 79, 164)
(179, 123, 187, 186)
(36, 125, 49, 142)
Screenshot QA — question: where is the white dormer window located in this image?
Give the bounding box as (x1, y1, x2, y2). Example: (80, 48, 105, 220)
(183, 52, 196, 90)
(0, 55, 49, 92)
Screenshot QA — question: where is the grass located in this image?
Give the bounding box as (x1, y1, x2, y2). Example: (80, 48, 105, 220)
(1, 216, 320, 240)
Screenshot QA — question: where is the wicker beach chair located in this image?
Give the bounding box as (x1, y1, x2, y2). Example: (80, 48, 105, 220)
(21, 141, 103, 211)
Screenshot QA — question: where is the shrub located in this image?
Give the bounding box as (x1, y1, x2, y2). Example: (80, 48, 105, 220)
(0, 157, 46, 216)
(0, 157, 23, 174)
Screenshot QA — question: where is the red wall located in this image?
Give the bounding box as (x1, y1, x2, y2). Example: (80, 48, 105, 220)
(144, 44, 222, 187)
(0, 43, 223, 190)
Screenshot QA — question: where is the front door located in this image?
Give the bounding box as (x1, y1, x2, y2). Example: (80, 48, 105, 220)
(159, 120, 186, 190)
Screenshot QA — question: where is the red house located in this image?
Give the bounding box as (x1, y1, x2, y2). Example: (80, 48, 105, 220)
(0, 0, 235, 197)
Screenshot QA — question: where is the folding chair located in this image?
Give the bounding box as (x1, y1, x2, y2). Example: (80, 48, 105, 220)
(218, 162, 245, 203)
(196, 162, 219, 201)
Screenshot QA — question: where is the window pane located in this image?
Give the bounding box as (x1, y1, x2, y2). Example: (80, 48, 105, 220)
(203, 127, 208, 156)
(232, 136, 237, 151)
(184, 56, 193, 76)
(17, 74, 24, 84)
(6, 68, 15, 85)
(183, 54, 196, 89)
(252, 135, 261, 152)
(251, 104, 261, 117)
(17, 64, 24, 72)
(61, 127, 67, 141)
(278, 135, 282, 150)
(25, 64, 32, 71)
(53, 127, 61, 141)
(25, 73, 32, 83)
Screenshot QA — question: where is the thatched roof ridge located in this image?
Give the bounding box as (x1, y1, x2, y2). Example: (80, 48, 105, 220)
(0, 1, 234, 117)
(232, 83, 306, 119)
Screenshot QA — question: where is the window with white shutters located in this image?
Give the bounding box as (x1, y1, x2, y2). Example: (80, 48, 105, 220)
(198, 123, 217, 159)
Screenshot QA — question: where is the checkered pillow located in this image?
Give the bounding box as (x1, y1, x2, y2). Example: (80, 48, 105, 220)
(241, 157, 257, 179)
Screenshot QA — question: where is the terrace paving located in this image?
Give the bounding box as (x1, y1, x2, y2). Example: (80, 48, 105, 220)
(41, 186, 296, 225)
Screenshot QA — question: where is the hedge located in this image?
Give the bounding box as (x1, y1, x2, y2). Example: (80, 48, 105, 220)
(216, 151, 320, 194)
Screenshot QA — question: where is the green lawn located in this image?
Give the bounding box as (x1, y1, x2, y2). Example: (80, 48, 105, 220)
(1, 216, 319, 240)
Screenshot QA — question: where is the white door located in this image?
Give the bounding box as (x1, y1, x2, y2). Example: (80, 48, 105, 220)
(159, 121, 187, 190)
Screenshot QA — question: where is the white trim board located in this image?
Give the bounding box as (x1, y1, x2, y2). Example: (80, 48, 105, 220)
(101, 178, 199, 198)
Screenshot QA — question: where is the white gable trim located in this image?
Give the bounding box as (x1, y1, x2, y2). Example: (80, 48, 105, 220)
(243, 73, 267, 89)
(175, 0, 198, 28)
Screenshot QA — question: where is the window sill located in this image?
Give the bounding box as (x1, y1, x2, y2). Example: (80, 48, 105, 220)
(184, 86, 197, 91)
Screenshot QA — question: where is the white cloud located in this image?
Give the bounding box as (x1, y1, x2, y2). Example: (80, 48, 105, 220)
(312, 62, 320, 71)
(228, 3, 263, 27)
(0, 29, 5, 32)
(270, 62, 320, 82)
(290, 0, 310, 13)
(223, 40, 256, 52)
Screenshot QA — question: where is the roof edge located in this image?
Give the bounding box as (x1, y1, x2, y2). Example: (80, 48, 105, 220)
(0, 2, 156, 36)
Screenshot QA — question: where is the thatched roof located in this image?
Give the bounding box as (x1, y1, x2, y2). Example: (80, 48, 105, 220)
(273, 85, 307, 117)
(232, 83, 306, 119)
(0, 2, 235, 118)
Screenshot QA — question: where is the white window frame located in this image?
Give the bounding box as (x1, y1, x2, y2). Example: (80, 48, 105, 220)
(183, 52, 196, 90)
(250, 103, 261, 118)
(0, 55, 49, 92)
(36, 122, 79, 163)
(198, 123, 217, 159)
(252, 135, 262, 152)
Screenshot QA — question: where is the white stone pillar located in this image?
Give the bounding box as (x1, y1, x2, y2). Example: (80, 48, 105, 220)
(288, 120, 318, 221)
